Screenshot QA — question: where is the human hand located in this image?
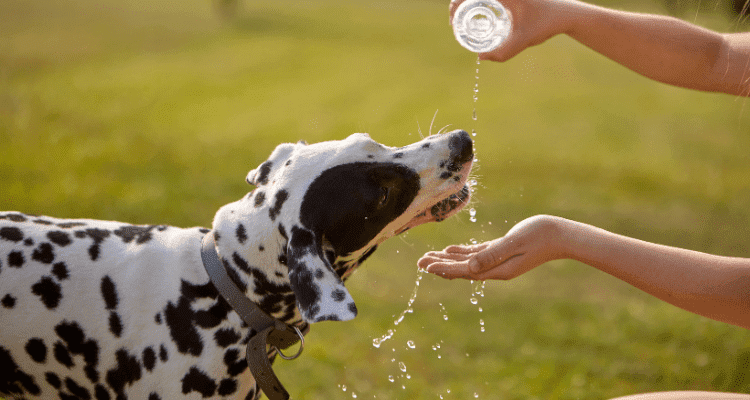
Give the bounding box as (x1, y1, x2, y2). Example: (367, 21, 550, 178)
(417, 215, 569, 280)
(449, 0, 572, 62)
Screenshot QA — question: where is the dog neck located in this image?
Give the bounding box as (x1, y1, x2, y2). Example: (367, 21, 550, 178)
(211, 195, 302, 324)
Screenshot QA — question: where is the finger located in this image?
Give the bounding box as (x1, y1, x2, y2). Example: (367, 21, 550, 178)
(425, 261, 473, 280)
(418, 253, 472, 270)
(449, 0, 464, 24)
(444, 242, 489, 254)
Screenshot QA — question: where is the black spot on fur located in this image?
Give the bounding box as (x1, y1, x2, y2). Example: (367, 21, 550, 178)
(52, 262, 69, 280)
(159, 345, 168, 362)
(164, 297, 203, 357)
(1, 213, 28, 222)
(77, 228, 111, 261)
(214, 328, 241, 348)
(393, 152, 404, 158)
(109, 312, 123, 337)
(224, 262, 248, 293)
(25, 338, 47, 363)
(236, 223, 248, 244)
(23, 238, 33, 246)
(142, 347, 156, 372)
(278, 254, 287, 265)
(218, 378, 238, 396)
(31, 276, 61, 309)
(95, 384, 110, 400)
(269, 190, 289, 221)
(155, 312, 161, 324)
(105, 349, 142, 399)
(181, 366, 217, 397)
(367, 154, 374, 159)
(300, 162, 420, 255)
(254, 191, 266, 207)
(198, 228, 210, 234)
(0, 226, 24, 242)
(288, 264, 320, 320)
(32, 242, 55, 264)
(55, 321, 100, 383)
(54, 341, 74, 367)
(194, 297, 232, 329)
(440, 171, 452, 179)
(46, 372, 62, 388)
(57, 222, 86, 229)
(8, 250, 24, 267)
(47, 231, 72, 246)
(66, 377, 91, 400)
(421, 143, 431, 149)
(148, 393, 161, 400)
(332, 289, 346, 302)
(113, 225, 155, 244)
(255, 161, 273, 186)
(290, 226, 314, 249)
(315, 269, 324, 279)
(232, 252, 252, 274)
(316, 314, 340, 321)
(1, 294, 16, 308)
(259, 245, 265, 252)
(101, 276, 118, 310)
(349, 302, 358, 314)
(0, 345, 41, 395)
(224, 348, 248, 376)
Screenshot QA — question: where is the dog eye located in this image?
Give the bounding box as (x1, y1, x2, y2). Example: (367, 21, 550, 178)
(378, 187, 391, 207)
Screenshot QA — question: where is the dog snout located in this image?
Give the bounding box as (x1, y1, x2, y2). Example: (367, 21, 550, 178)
(448, 130, 473, 166)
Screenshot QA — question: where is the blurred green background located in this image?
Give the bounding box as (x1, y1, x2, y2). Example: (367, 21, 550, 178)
(2, 0, 750, 398)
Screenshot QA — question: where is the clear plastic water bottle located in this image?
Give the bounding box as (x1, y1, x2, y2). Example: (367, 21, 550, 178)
(452, 0, 512, 53)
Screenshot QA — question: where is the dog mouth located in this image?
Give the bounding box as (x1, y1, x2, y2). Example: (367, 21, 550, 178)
(396, 162, 473, 234)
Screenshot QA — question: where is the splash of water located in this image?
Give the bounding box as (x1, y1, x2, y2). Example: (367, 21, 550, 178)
(372, 269, 424, 348)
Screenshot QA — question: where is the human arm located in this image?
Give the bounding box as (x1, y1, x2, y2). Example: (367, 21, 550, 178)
(418, 215, 750, 329)
(450, 0, 750, 96)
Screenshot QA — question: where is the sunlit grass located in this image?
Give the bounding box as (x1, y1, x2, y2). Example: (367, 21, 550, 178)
(1, 0, 750, 398)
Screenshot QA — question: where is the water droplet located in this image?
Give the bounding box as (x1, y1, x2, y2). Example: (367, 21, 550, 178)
(470, 297, 478, 305)
(432, 345, 437, 351)
(388, 375, 395, 383)
(447, 389, 451, 393)
(407, 341, 415, 349)
(480, 319, 484, 325)
(472, 109, 477, 120)
(471, 129, 477, 137)
(478, 307, 483, 312)
(352, 393, 357, 399)
(437, 354, 442, 359)
(443, 315, 449, 321)
(480, 326, 485, 332)
(399, 362, 407, 372)
(406, 374, 411, 379)
(342, 385, 347, 392)
(474, 392, 480, 398)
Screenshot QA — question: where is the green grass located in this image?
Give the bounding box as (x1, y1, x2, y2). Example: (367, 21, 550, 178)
(2, 0, 750, 398)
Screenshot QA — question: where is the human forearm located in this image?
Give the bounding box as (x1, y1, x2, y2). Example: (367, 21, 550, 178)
(562, 1, 726, 91)
(560, 218, 750, 329)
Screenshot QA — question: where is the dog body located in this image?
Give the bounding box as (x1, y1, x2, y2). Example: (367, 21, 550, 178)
(0, 131, 473, 399)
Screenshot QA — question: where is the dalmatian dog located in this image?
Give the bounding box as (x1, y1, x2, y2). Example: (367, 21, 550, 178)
(0, 130, 474, 400)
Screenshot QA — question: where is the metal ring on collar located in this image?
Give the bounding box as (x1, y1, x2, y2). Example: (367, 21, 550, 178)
(274, 326, 305, 360)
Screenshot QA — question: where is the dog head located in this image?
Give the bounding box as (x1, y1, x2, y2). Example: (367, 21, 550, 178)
(214, 130, 474, 324)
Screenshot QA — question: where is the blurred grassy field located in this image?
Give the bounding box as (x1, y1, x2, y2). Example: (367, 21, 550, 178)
(2, 0, 750, 398)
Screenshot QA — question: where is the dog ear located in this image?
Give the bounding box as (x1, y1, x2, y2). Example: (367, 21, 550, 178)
(286, 226, 357, 323)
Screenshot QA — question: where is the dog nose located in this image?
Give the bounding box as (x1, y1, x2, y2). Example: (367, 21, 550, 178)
(448, 130, 473, 164)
